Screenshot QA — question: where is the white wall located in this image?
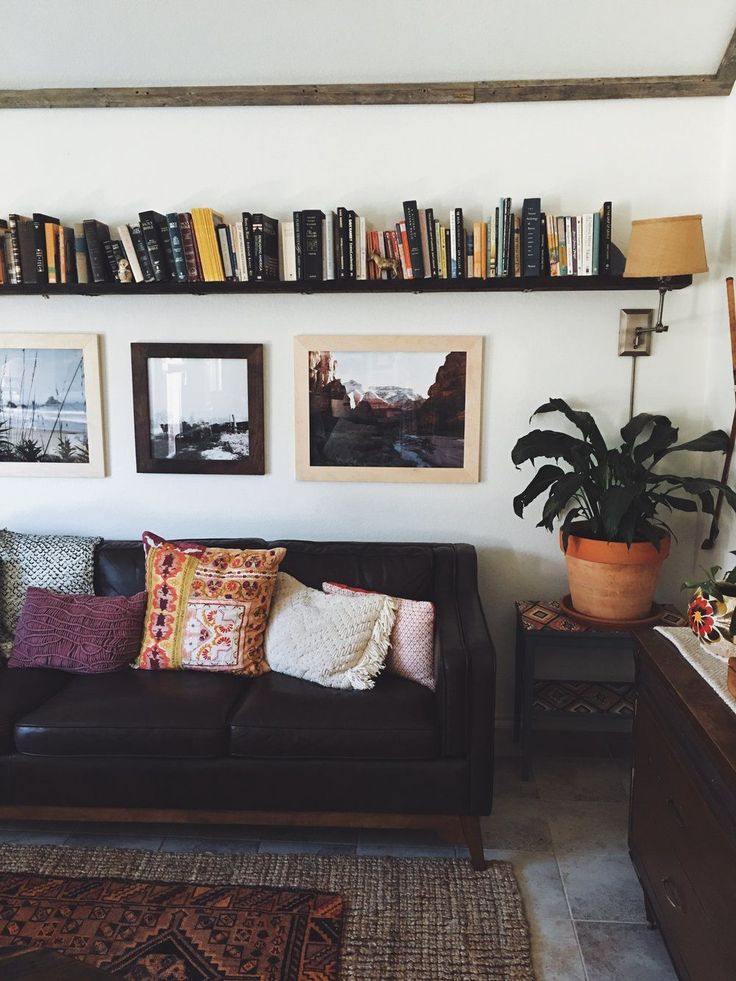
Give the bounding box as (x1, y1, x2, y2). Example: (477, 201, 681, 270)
(0, 95, 731, 720)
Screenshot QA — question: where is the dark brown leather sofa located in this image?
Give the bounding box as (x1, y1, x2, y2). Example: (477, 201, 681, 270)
(0, 539, 495, 867)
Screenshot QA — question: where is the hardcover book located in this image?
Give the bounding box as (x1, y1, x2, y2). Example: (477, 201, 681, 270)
(14, 216, 36, 285)
(83, 219, 112, 283)
(31, 213, 59, 284)
(178, 213, 201, 282)
(522, 198, 541, 277)
(402, 200, 425, 278)
(293, 211, 304, 280)
(303, 209, 327, 281)
(191, 208, 225, 282)
(63, 226, 77, 284)
(129, 224, 155, 283)
(73, 222, 90, 284)
(138, 211, 168, 282)
(166, 213, 188, 282)
(599, 201, 612, 275)
(251, 213, 279, 281)
(117, 224, 145, 283)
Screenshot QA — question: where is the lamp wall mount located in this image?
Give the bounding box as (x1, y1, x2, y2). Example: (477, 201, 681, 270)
(619, 309, 654, 356)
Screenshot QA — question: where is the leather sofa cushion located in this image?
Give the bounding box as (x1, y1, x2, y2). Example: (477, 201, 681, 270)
(94, 540, 434, 602)
(14, 670, 248, 758)
(0, 666, 70, 752)
(230, 671, 438, 760)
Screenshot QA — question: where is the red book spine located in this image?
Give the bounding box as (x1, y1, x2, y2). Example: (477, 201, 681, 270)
(396, 221, 413, 279)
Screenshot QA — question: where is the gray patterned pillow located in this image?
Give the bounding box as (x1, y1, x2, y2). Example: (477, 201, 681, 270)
(0, 530, 102, 657)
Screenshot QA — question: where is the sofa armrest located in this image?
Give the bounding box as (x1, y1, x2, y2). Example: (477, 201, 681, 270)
(433, 544, 495, 812)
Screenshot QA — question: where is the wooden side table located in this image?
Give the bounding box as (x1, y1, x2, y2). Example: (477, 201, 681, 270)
(514, 600, 684, 779)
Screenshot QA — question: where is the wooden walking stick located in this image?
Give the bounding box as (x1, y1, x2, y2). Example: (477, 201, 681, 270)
(702, 276, 736, 549)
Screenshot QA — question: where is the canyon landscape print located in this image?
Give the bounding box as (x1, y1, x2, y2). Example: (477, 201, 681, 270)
(308, 349, 467, 469)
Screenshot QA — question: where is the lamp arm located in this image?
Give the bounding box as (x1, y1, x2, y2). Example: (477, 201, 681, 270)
(634, 280, 670, 349)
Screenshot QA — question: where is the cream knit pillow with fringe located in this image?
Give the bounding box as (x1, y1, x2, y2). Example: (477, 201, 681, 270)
(264, 573, 397, 690)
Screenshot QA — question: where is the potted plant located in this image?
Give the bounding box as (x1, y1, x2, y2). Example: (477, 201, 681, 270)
(512, 398, 736, 622)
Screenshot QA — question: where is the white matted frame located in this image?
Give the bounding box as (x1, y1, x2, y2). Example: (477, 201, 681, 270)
(0, 332, 105, 478)
(294, 334, 483, 483)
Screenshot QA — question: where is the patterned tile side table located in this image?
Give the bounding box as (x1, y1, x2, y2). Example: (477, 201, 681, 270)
(514, 600, 685, 779)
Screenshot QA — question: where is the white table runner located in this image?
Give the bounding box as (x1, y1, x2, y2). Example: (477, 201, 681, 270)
(656, 626, 736, 714)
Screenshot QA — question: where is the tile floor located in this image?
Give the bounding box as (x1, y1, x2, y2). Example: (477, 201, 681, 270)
(0, 729, 677, 981)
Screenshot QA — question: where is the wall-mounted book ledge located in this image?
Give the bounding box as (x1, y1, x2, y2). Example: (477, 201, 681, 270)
(0, 275, 692, 297)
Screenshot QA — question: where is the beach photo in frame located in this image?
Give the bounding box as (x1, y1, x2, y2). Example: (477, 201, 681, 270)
(131, 342, 265, 475)
(294, 335, 482, 483)
(0, 332, 105, 478)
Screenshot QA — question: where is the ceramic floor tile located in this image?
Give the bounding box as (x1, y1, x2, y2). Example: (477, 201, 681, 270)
(482, 849, 570, 923)
(559, 852, 647, 922)
(159, 837, 260, 855)
(63, 833, 164, 851)
(0, 830, 70, 846)
(534, 756, 628, 803)
(493, 757, 541, 799)
(356, 842, 457, 858)
(258, 841, 357, 856)
(576, 921, 677, 980)
(480, 797, 553, 852)
(493, 727, 523, 758)
(531, 917, 587, 981)
(545, 800, 630, 856)
(534, 730, 614, 759)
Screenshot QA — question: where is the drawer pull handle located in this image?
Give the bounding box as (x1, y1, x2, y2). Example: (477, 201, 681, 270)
(666, 797, 686, 829)
(661, 876, 686, 913)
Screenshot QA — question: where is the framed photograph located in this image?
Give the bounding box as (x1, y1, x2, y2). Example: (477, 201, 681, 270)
(131, 343, 264, 475)
(294, 335, 482, 483)
(0, 332, 105, 477)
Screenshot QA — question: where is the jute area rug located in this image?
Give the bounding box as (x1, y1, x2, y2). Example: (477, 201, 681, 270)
(0, 845, 535, 980)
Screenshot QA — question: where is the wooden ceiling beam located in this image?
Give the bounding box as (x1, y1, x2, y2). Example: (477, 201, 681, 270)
(0, 74, 730, 109)
(0, 27, 733, 109)
(716, 25, 736, 83)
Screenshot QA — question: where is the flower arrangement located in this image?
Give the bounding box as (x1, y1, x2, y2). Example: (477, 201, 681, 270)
(683, 555, 736, 651)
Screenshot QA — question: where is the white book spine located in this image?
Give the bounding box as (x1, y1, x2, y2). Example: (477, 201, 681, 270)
(583, 214, 593, 275)
(576, 216, 583, 276)
(280, 221, 296, 281)
(324, 215, 335, 280)
(235, 222, 248, 282)
(117, 224, 144, 283)
(228, 224, 240, 280)
(357, 215, 367, 280)
(449, 210, 457, 279)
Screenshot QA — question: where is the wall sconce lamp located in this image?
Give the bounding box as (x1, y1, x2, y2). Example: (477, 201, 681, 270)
(622, 214, 708, 349)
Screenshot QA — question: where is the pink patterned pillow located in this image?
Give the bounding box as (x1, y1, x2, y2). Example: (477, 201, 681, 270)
(322, 582, 435, 690)
(9, 587, 147, 674)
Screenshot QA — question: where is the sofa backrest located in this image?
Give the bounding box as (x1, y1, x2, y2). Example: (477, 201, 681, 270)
(95, 539, 437, 601)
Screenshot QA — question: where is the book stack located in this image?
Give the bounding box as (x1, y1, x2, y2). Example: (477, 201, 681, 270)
(0, 199, 613, 287)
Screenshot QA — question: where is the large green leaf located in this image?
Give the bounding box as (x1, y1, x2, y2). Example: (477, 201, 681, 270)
(513, 464, 566, 517)
(620, 413, 673, 448)
(657, 429, 730, 459)
(511, 430, 592, 468)
(538, 474, 584, 531)
(598, 485, 642, 540)
(531, 398, 608, 460)
(632, 418, 678, 464)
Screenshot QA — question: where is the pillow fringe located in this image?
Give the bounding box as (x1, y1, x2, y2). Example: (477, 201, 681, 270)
(345, 595, 397, 690)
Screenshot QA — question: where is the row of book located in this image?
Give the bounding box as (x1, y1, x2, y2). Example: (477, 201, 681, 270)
(0, 199, 613, 286)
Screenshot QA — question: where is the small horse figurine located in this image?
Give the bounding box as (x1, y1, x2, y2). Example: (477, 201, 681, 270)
(369, 251, 400, 279)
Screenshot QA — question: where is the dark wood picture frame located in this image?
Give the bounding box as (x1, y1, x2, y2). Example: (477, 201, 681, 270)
(131, 342, 265, 475)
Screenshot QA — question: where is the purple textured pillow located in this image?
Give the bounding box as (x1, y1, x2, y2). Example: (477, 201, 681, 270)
(9, 587, 147, 674)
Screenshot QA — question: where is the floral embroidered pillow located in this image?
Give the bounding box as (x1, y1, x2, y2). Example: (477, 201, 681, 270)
(135, 531, 285, 674)
(323, 581, 435, 690)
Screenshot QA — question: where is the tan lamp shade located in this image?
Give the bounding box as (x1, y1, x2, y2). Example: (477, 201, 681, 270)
(623, 214, 708, 278)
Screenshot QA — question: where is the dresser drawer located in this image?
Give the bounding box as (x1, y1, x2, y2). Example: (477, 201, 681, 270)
(632, 697, 736, 969)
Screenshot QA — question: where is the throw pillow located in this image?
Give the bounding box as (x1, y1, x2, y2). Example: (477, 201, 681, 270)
(135, 531, 285, 674)
(9, 587, 147, 673)
(265, 573, 397, 690)
(0, 530, 102, 658)
(323, 581, 436, 690)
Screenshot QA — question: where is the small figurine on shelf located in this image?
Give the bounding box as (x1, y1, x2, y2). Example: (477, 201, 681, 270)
(117, 258, 133, 283)
(369, 251, 399, 279)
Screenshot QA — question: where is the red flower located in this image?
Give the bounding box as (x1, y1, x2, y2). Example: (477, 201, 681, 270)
(688, 595, 720, 641)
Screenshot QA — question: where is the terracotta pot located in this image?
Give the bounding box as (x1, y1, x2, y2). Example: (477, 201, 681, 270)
(561, 528, 670, 622)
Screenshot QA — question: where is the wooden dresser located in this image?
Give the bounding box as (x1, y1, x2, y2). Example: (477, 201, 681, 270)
(630, 629, 736, 981)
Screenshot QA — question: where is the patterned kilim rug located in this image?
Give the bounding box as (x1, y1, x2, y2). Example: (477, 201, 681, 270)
(0, 845, 535, 980)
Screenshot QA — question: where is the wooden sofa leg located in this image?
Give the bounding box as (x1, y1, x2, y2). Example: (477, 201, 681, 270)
(460, 815, 486, 871)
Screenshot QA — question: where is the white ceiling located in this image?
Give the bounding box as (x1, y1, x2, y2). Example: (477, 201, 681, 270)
(1, 0, 734, 88)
